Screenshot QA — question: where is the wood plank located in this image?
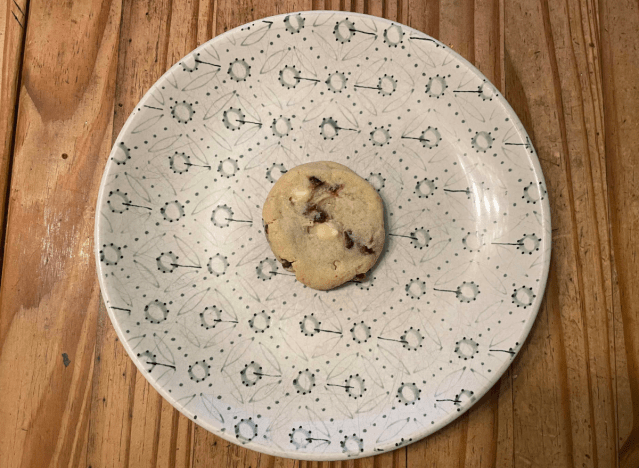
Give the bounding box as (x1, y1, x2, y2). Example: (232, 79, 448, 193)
(404, 0, 436, 38)
(86, 314, 138, 468)
(474, 0, 504, 92)
(156, 397, 194, 468)
(509, 281, 575, 467)
(0, 1, 123, 467)
(365, 0, 383, 17)
(494, 368, 514, 468)
(599, 0, 639, 466)
(86, 1, 199, 467)
(505, 0, 619, 467)
(439, 0, 474, 62)
(0, 0, 28, 270)
(555, 0, 618, 461)
(505, 0, 578, 465)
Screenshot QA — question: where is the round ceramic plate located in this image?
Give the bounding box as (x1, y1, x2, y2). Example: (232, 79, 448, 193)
(95, 11, 551, 460)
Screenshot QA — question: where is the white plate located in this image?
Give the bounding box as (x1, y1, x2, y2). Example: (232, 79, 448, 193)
(95, 11, 551, 461)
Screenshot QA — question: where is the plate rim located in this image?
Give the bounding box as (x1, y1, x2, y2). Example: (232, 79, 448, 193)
(94, 10, 552, 461)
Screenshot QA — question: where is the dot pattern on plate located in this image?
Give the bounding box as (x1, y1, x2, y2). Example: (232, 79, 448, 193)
(96, 11, 551, 461)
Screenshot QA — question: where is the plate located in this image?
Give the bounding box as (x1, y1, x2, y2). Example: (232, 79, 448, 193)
(95, 11, 551, 461)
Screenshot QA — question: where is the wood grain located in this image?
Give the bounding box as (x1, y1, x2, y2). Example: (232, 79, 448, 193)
(0, 1, 122, 468)
(505, 1, 618, 466)
(599, 0, 639, 465)
(0, 0, 637, 467)
(0, 0, 28, 270)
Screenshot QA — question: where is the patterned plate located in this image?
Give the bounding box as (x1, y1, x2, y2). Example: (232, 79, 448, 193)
(95, 11, 551, 460)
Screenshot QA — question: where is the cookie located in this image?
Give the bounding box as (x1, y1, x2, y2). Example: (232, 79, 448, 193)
(262, 161, 385, 290)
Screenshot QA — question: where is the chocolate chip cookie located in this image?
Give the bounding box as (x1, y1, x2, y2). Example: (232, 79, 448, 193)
(262, 161, 385, 290)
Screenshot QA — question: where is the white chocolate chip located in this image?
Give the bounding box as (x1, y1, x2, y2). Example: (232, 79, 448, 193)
(314, 222, 339, 240)
(290, 187, 311, 204)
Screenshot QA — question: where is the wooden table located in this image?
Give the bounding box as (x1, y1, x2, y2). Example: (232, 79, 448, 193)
(0, 0, 637, 466)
